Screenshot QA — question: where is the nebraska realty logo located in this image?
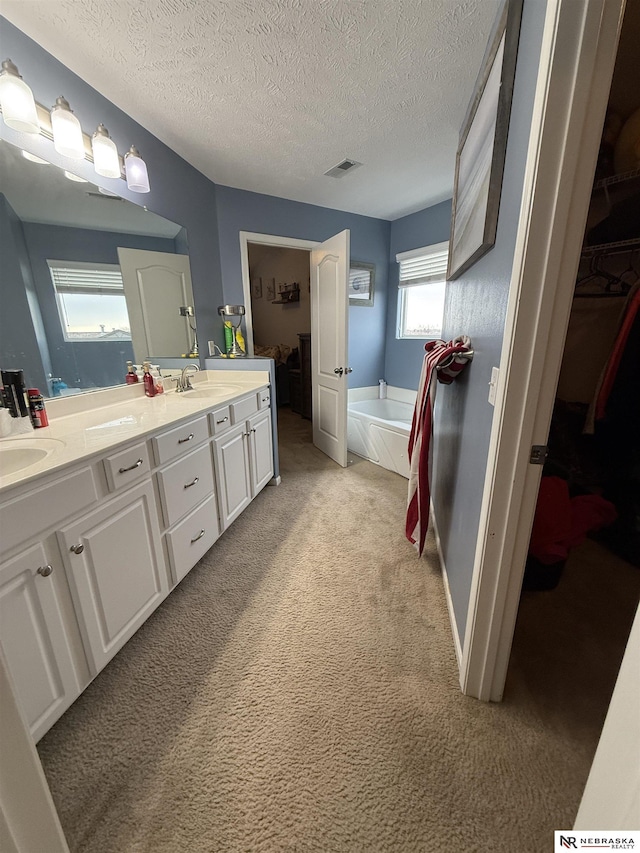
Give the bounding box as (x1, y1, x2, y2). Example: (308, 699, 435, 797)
(555, 831, 639, 851)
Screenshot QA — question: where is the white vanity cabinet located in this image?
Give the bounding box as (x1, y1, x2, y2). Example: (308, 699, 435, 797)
(213, 402, 274, 531)
(0, 542, 80, 742)
(0, 375, 274, 741)
(57, 479, 168, 675)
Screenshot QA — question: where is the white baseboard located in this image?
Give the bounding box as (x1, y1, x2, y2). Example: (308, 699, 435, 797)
(429, 502, 463, 668)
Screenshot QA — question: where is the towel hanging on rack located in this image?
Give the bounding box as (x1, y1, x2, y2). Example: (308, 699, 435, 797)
(406, 336, 473, 555)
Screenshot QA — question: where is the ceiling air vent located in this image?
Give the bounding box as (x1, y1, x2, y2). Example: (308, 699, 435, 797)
(324, 159, 362, 179)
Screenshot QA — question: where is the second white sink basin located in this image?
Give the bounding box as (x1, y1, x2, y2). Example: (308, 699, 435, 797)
(0, 438, 66, 477)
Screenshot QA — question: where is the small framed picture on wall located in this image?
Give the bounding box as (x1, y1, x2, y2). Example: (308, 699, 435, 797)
(266, 278, 276, 301)
(251, 277, 263, 299)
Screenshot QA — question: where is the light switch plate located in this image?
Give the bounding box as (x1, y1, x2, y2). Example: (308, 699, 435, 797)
(488, 366, 499, 406)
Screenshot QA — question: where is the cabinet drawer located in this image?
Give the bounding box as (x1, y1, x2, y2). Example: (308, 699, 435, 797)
(0, 467, 98, 557)
(103, 441, 151, 492)
(152, 415, 209, 465)
(230, 394, 258, 424)
(156, 443, 215, 528)
(165, 494, 220, 584)
(210, 405, 231, 435)
(258, 388, 271, 410)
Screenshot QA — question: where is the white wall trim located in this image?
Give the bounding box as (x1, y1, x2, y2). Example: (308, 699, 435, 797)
(239, 231, 319, 356)
(460, 0, 626, 701)
(430, 504, 463, 667)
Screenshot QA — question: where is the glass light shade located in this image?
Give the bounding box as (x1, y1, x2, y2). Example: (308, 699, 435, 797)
(64, 170, 87, 183)
(51, 97, 85, 159)
(92, 124, 120, 179)
(124, 146, 150, 193)
(0, 60, 39, 133)
(22, 150, 49, 164)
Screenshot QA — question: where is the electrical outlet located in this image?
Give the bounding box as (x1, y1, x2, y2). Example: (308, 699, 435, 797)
(488, 366, 499, 406)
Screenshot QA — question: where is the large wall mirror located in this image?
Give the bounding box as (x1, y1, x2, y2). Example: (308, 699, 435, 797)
(0, 139, 199, 398)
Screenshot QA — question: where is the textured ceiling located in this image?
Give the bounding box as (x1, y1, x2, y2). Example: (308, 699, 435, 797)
(2, 0, 500, 220)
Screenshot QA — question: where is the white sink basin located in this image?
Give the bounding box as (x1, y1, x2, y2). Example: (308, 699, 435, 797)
(0, 438, 66, 477)
(181, 384, 244, 399)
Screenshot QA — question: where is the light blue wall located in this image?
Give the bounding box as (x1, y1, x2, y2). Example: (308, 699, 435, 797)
(215, 186, 391, 388)
(431, 0, 548, 643)
(0, 19, 223, 348)
(385, 200, 453, 388)
(22, 223, 177, 390)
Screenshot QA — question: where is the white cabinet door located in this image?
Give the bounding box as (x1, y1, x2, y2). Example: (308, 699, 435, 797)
(0, 543, 79, 741)
(213, 423, 252, 530)
(248, 410, 274, 496)
(58, 481, 168, 675)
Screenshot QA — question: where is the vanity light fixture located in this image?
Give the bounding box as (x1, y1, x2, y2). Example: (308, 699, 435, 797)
(51, 96, 85, 159)
(92, 123, 121, 179)
(124, 145, 150, 193)
(22, 150, 49, 164)
(0, 59, 39, 134)
(64, 170, 88, 183)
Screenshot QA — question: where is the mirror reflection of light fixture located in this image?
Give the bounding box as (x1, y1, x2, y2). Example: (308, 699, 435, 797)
(51, 96, 85, 159)
(64, 170, 88, 183)
(179, 305, 199, 357)
(218, 305, 246, 357)
(22, 150, 49, 164)
(125, 145, 150, 193)
(92, 123, 121, 179)
(0, 59, 39, 134)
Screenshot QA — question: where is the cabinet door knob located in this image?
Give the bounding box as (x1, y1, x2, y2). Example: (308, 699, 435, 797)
(178, 433, 194, 444)
(37, 564, 53, 577)
(190, 529, 206, 544)
(70, 544, 84, 555)
(184, 476, 199, 489)
(118, 458, 143, 474)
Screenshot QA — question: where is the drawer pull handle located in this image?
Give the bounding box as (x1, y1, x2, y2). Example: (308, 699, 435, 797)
(37, 564, 53, 578)
(119, 458, 143, 474)
(216, 416, 228, 424)
(262, 397, 269, 402)
(178, 433, 195, 444)
(191, 528, 206, 544)
(70, 544, 84, 555)
(184, 476, 199, 489)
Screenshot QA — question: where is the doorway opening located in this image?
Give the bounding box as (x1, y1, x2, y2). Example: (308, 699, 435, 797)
(505, 0, 640, 762)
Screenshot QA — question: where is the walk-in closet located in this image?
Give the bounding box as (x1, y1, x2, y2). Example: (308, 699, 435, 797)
(507, 1, 640, 742)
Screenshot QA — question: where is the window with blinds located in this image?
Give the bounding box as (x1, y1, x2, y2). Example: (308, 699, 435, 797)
(48, 260, 131, 342)
(396, 241, 448, 339)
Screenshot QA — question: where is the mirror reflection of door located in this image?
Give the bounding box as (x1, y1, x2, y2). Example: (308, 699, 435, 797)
(117, 248, 196, 363)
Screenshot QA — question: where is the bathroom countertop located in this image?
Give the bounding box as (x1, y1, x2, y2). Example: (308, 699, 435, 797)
(0, 370, 270, 495)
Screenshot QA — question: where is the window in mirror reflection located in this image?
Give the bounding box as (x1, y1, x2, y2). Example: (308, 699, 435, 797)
(48, 260, 131, 342)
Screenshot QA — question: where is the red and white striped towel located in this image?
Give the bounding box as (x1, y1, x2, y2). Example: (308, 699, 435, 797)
(406, 336, 472, 555)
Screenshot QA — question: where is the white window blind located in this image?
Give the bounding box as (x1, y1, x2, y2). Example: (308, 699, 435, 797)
(397, 241, 449, 288)
(47, 260, 124, 295)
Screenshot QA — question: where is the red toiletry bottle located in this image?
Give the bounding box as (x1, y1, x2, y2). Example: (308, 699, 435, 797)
(28, 388, 49, 428)
(143, 362, 157, 397)
(125, 361, 139, 384)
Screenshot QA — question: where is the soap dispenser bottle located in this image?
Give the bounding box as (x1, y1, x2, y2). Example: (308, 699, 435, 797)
(125, 361, 139, 384)
(142, 362, 157, 397)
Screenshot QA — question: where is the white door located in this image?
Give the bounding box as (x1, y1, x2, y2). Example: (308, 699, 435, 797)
(58, 482, 168, 674)
(310, 230, 350, 467)
(0, 543, 79, 741)
(118, 248, 196, 363)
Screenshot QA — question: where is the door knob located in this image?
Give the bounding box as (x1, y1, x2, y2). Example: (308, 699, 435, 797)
(345, 367, 353, 374)
(37, 564, 53, 577)
(70, 544, 84, 554)
(334, 367, 344, 376)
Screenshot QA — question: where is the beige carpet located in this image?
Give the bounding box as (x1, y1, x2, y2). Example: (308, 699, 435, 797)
(37, 408, 639, 852)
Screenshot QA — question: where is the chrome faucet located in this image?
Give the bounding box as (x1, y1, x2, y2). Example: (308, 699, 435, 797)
(175, 363, 200, 392)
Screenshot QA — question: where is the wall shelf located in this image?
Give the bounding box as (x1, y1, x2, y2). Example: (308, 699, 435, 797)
(272, 283, 300, 304)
